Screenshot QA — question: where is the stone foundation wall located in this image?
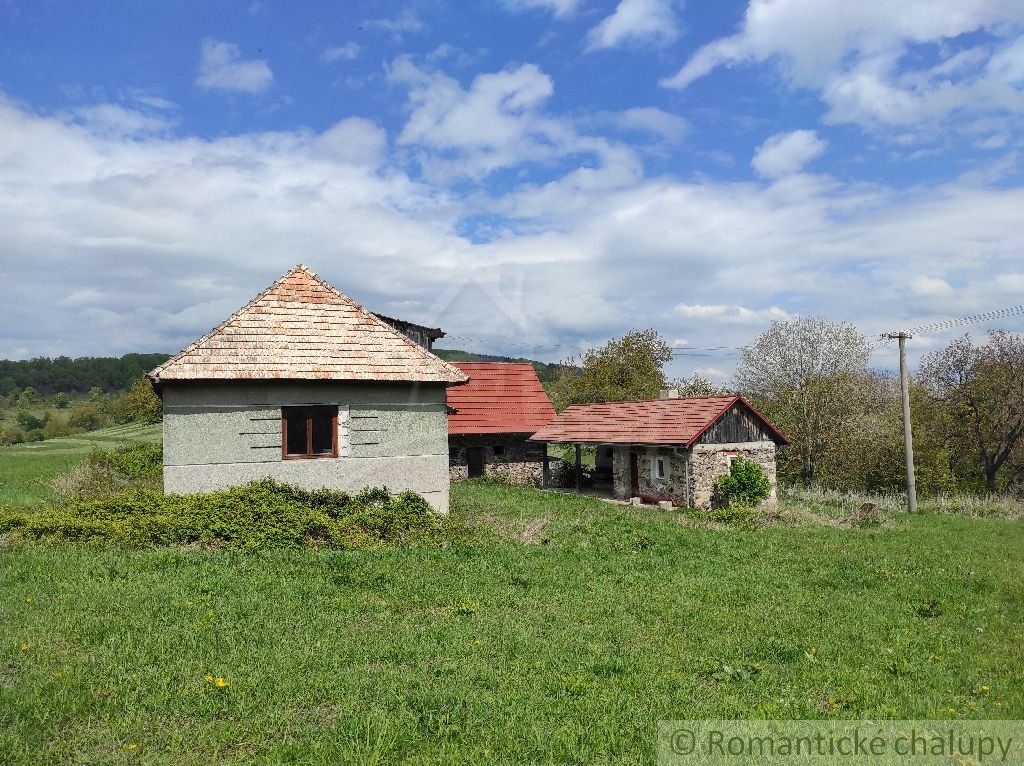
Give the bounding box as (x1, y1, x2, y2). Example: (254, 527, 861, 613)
(611, 442, 778, 509)
(449, 434, 546, 486)
(689, 441, 778, 509)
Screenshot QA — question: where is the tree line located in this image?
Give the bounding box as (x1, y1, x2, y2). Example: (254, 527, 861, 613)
(548, 321, 1024, 495)
(0, 353, 171, 396)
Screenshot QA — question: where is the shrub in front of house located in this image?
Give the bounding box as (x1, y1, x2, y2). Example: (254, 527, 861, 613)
(51, 442, 164, 502)
(0, 478, 445, 550)
(716, 457, 771, 507)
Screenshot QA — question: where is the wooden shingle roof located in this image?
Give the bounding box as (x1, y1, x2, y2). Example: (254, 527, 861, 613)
(529, 395, 787, 446)
(446, 363, 556, 434)
(149, 265, 468, 384)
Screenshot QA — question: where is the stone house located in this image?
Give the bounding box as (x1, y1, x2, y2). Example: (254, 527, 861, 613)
(446, 362, 556, 485)
(529, 393, 787, 508)
(148, 265, 467, 512)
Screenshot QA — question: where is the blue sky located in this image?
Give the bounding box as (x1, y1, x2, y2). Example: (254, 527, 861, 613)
(2, 0, 1024, 379)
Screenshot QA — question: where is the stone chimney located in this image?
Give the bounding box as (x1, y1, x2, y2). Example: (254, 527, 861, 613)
(659, 388, 680, 399)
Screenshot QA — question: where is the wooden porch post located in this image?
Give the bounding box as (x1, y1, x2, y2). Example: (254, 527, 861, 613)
(575, 444, 582, 493)
(542, 447, 550, 488)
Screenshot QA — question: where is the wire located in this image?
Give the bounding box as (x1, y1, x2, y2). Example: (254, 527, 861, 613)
(440, 303, 1024, 361)
(901, 304, 1024, 336)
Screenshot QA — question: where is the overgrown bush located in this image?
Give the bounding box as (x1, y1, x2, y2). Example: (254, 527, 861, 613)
(0, 425, 25, 446)
(1, 479, 445, 550)
(15, 410, 47, 431)
(68, 402, 104, 431)
(716, 458, 771, 507)
(50, 442, 164, 501)
(111, 377, 162, 424)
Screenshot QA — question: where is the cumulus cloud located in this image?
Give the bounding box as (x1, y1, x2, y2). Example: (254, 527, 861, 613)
(196, 38, 273, 94)
(360, 8, 426, 40)
(502, 0, 580, 17)
(2, 62, 1024, 375)
(661, 0, 1024, 131)
(674, 304, 791, 323)
(911, 276, 954, 297)
(751, 130, 827, 178)
(586, 0, 679, 51)
(609, 107, 689, 142)
(321, 42, 360, 62)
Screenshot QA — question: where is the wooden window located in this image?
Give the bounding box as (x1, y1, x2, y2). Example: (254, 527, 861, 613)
(282, 406, 338, 459)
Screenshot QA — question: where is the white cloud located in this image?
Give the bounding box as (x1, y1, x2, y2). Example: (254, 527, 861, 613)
(611, 107, 689, 141)
(661, 0, 1024, 131)
(2, 65, 1024, 375)
(195, 38, 273, 94)
(502, 0, 581, 17)
(360, 8, 425, 40)
(586, 0, 679, 51)
(321, 42, 360, 63)
(674, 304, 791, 324)
(751, 130, 828, 178)
(70, 104, 171, 138)
(911, 276, 955, 297)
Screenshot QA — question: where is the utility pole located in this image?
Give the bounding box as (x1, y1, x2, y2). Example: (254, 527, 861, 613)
(885, 332, 918, 513)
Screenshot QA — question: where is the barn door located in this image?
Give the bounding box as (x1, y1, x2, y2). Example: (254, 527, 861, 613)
(467, 447, 485, 478)
(629, 452, 640, 495)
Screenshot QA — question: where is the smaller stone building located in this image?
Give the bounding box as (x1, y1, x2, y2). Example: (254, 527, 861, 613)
(447, 363, 556, 485)
(530, 394, 787, 508)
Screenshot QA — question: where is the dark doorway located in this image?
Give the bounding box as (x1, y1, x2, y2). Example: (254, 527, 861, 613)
(629, 452, 640, 496)
(467, 447, 485, 478)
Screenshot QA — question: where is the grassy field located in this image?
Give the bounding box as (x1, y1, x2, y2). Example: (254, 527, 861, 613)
(2, 478, 1022, 764)
(0, 423, 161, 507)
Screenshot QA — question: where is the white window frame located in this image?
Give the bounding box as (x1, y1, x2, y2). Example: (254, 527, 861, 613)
(653, 454, 670, 481)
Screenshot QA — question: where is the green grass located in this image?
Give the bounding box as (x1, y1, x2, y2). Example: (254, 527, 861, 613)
(0, 423, 161, 507)
(2, 481, 1022, 764)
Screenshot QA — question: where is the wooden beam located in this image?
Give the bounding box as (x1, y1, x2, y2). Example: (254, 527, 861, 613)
(575, 444, 582, 493)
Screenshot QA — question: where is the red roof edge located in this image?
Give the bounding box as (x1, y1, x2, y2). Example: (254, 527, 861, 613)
(684, 394, 789, 446)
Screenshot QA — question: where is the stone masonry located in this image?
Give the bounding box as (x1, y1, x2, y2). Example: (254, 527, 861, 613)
(611, 441, 778, 509)
(449, 434, 547, 485)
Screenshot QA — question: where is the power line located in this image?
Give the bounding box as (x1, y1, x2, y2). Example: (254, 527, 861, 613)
(441, 303, 1024, 359)
(902, 304, 1024, 336)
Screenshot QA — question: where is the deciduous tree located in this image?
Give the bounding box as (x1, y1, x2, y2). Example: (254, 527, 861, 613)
(734, 316, 871, 486)
(549, 329, 673, 410)
(919, 331, 1024, 491)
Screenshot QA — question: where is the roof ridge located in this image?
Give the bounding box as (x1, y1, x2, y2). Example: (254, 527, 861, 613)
(148, 264, 302, 380)
(150, 264, 467, 384)
(296, 268, 467, 382)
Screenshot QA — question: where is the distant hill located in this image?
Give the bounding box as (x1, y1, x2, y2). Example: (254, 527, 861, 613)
(0, 348, 562, 395)
(0, 353, 171, 396)
(432, 349, 562, 383)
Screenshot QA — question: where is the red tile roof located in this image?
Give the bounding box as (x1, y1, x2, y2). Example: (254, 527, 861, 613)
(447, 363, 557, 434)
(149, 265, 467, 384)
(529, 395, 787, 446)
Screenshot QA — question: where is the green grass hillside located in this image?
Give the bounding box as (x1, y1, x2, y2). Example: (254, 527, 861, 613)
(0, 423, 161, 507)
(1, 478, 1022, 764)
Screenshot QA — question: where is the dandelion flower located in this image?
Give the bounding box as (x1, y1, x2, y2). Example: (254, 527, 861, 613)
(203, 674, 213, 683)
(214, 677, 228, 688)
(20, 643, 27, 652)
(24, 597, 32, 604)
(125, 743, 138, 751)
(808, 647, 817, 654)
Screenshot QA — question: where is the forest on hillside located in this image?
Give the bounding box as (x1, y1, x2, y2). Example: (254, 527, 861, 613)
(0, 354, 171, 395)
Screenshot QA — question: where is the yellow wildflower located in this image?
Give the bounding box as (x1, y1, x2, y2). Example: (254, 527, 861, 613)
(125, 743, 138, 751)
(214, 677, 228, 688)
(20, 643, 27, 652)
(24, 597, 32, 604)
(203, 674, 213, 683)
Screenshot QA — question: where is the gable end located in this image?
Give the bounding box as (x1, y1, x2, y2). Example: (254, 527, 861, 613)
(695, 401, 781, 445)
